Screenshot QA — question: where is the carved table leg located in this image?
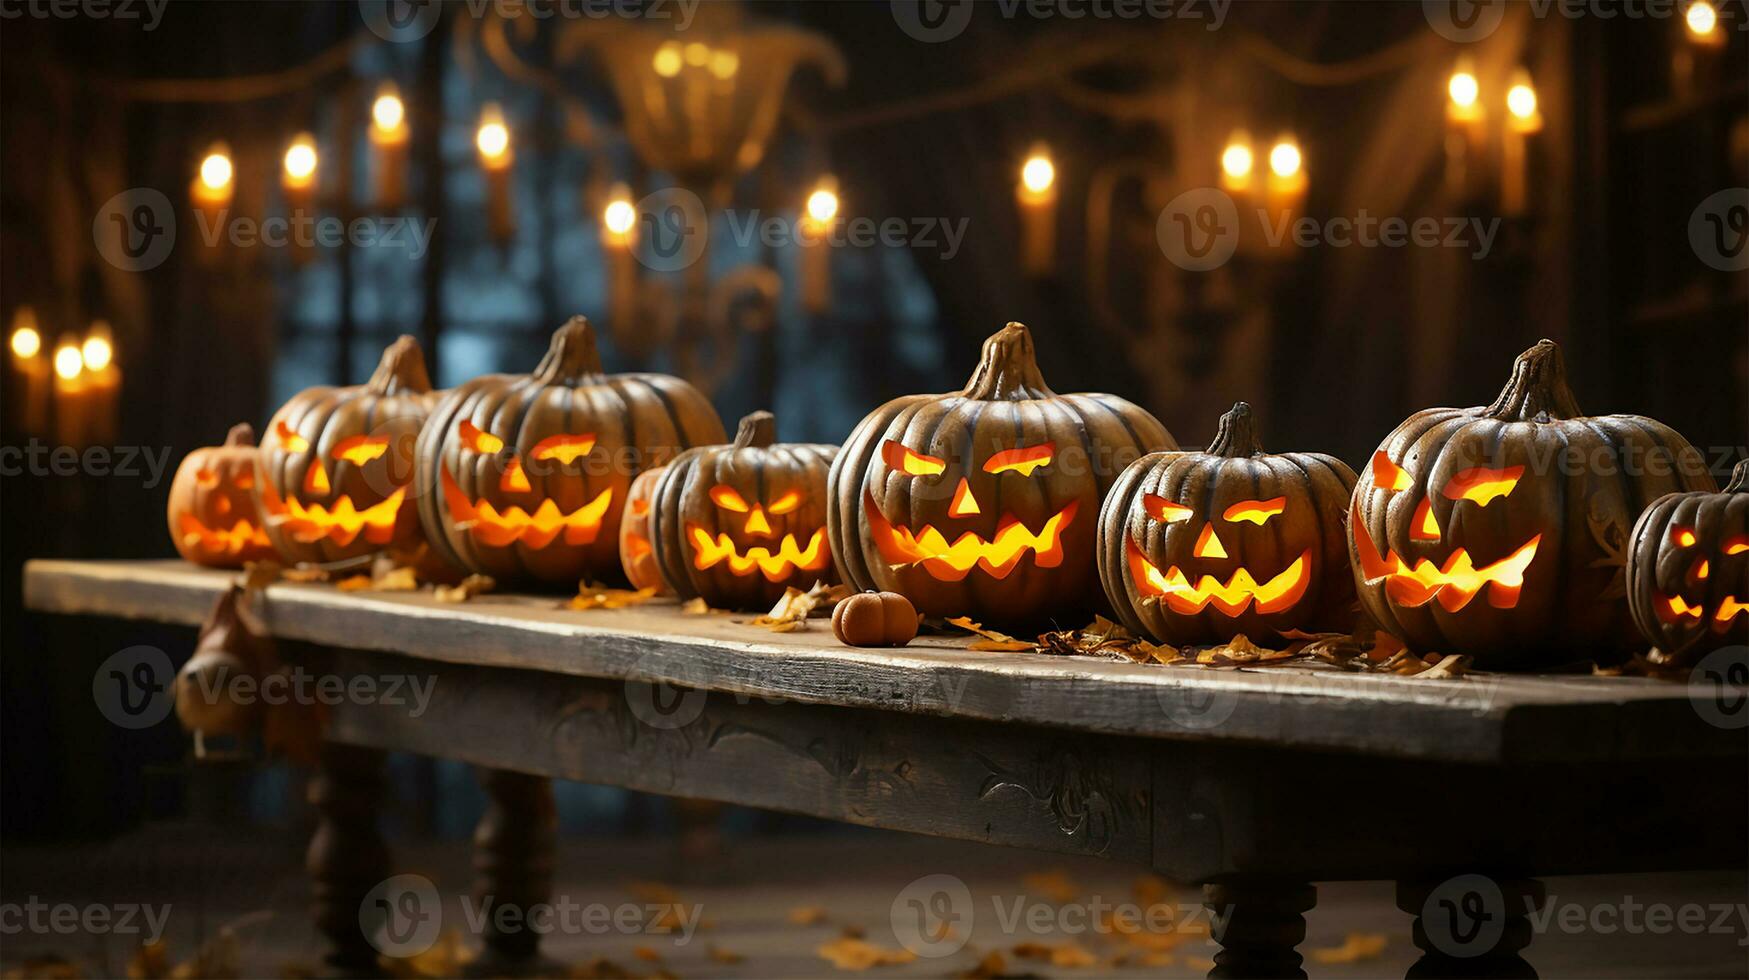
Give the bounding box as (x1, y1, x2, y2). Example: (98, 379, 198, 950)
(1397, 876, 1544, 979)
(469, 768, 557, 976)
(1203, 879, 1316, 979)
(307, 744, 390, 977)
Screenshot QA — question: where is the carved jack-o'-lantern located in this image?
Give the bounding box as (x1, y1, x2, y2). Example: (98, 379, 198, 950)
(415, 316, 725, 587)
(257, 336, 438, 565)
(1348, 340, 1716, 669)
(166, 423, 277, 568)
(1098, 403, 1358, 645)
(619, 465, 670, 594)
(827, 321, 1176, 628)
(647, 411, 837, 609)
(1627, 460, 1749, 663)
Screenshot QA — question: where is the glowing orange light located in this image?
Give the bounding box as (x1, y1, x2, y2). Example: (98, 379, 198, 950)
(459, 420, 504, 455)
(275, 420, 311, 453)
(1716, 596, 1747, 629)
(1696, 559, 1711, 580)
(1672, 526, 1698, 548)
(768, 489, 803, 515)
(1660, 593, 1704, 623)
(1127, 540, 1311, 616)
(949, 479, 981, 517)
(711, 485, 750, 512)
(882, 440, 946, 476)
(744, 506, 773, 536)
(983, 443, 1056, 476)
(331, 435, 390, 466)
(500, 457, 531, 493)
(1143, 494, 1193, 523)
(624, 534, 652, 559)
(531, 433, 597, 466)
(687, 525, 830, 581)
(1371, 452, 1413, 491)
(630, 498, 650, 517)
(235, 472, 253, 490)
(868, 491, 1077, 581)
(1223, 497, 1286, 525)
(1442, 465, 1524, 506)
(1411, 498, 1443, 541)
(179, 514, 272, 557)
(1725, 535, 1749, 556)
(1352, 502, 1541, 612)
(441, 466, 613, 549)
(304, 459, 331, 495)
(1193, 523, 1228, 560)
(274, 488, 406, 548)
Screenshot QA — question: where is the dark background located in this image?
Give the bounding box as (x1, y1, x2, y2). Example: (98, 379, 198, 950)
(2, 0, 1745, 842)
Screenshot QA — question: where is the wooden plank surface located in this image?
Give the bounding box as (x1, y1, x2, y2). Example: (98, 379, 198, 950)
(23, 559, 1743, 765)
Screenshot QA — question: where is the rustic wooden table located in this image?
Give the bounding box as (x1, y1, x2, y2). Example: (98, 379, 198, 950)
(23, 559, 1748, 978)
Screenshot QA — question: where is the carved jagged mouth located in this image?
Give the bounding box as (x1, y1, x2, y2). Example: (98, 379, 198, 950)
(441, 465, 613, 549)
(1658, 593, 1747, 632)
(178, 514, 272, 556)
(685, 525, 830, 581)
(1351, 502, 1540, 612)
(263, 486, 407, 548)
(1126, 539, 1310, 616)
(866, 490, 1077, 582)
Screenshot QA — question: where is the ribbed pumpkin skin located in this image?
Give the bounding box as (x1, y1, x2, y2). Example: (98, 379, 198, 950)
(256, 336, 438, 565)
(167, 423, 277, 568)
(1098, 403, 1358, 646)
(1348, 340, 1716, 669)
(827, 322, 1176, 629)
(415, 317, 725, 588)
(648, 412, 838, 610)
(1627, 461, 1749, 663)
(619, 465, 670, 594)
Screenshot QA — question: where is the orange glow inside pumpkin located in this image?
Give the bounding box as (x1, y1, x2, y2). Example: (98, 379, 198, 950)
(1222, 497, 1286, 525)
(1143, 494, 1193, 523)
(304, 458, 331, 495)
(439, 465, 614, 549)
(982, 443, 1055, 476)
(276, 487, 406, 547)
(1193, 523, 1228, 559)
(196, 468, 221, 489)
(501, 457, 532, 493)
(459, 420, 505, 454)
(332, 435, 390, 465)
(275, 420, 310, 453)
(710, 486, 750, 511)
(882, 440, 945, 476)
(768, 489, 802, 515)
(867, 490, 1077, 582)
(1717, 597, 1747, 629)
(178, 513, 272, 557)
(1126, 539, 1310, 616)
(1726, 535, 1749, 555)
(1411, 498, 1442, 541)
(1351, 501, 1540, 611)
(949, 479, 981, 517)
(685, 524, 830, 581)
(1441, 465, 1524, 506)
(1671, 526, 1698, 548)
(1370, 452, 1412, 491)
(531, 434, 596, 465)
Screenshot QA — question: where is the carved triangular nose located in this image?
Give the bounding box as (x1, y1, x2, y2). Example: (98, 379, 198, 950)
(1194, 522, 1228, 559)
(949, 478, 981, 517)
(745, 506, 772, 537)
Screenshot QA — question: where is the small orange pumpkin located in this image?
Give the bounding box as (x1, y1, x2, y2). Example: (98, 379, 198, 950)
(832, 591, 919, 647)
(166, 423, 277, 567)
(619, 465, 670, 594)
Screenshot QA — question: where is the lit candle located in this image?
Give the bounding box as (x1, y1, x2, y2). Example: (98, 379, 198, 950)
(800, 177, 839, 314)
(1445, 59, 1483, 197)
(1220, 130, 1256, 199)
(190, 143, 233, 244)
(9, 306, 48, 435)
(52, 334, 86, 449)
(1264, 133, 1306, 239)
(1500, 69, 1542, 217)
(477, 103, 514, 243)
(81, 321, 119, 446)
(1673, 1, 1725, 98)
(1017, 144, 1057, 276)
(370, 84, 409, 211)
(602, 184, 638, 337)
(1685, 0, 1723, 44)
(283, 132, 318, 210)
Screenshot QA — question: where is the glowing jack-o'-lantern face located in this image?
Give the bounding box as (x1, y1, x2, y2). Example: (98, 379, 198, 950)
(1096, 402, 1357, 646)
(618, 465, 671, 593)
(414, 316, 726, 588)
(1626, 460, 1749, 663)
(1347, 339, 1716, 669)
(167, 423, 277, 568)
(645, 411, 838, 610)
(828, 322, 1176, 629)
(256, 336, 437, 564)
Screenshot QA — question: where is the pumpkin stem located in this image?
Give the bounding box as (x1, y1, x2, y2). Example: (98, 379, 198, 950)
(223, 423, 256, 448)
(534, 316, 606, 383)
(732, 411, 777, 449)
(1485, 339, 1582, 422)
(1206, 402, 1265, 457)
(960, 321, 1056, 400)
(1726, 459, 1749, 494)
(367, 335, 433, 396)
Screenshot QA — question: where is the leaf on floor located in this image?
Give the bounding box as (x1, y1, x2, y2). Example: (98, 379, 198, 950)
(679, 597, 715, 615)
(1036, 617, 1174, 663)
(706, 946, 745, 964)
(788, 905, 829, 926)
(433, 574, 495, 603)
(632, 946, 663, 963)
(1021, 869, 1079, 904)
(568, 585, 659, 610)
(1309, 932, 1388, 964)
(1012, 940, 1097, 968)
(751, 582, 853, 631)
(816, 936, 918, 970)
(947, 616, 1036, 652)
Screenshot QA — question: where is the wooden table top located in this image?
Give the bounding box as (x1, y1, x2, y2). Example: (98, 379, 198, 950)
(22, 559, 1741, 766)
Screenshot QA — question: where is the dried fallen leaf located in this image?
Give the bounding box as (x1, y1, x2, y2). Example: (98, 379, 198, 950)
(283, 566, 330, 583)
(816, 936, 917, 970)
(948, 616, 1036, 651)
(335, 574, 374, 592)
(372, 565, 420, 592)
(569, 584, 658, 610)
(751, 582, 853, 631)
(433, 574, 495, 603)
(1406, 654, 1472, 680)
(707, 946, 745, 965)
(680, 597, 714, 615)
(1022, 869, 1080, 904)
(788, 905, 829, 925)
(632, 947, 662, 963)
(1309, 931, 1388, 964)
